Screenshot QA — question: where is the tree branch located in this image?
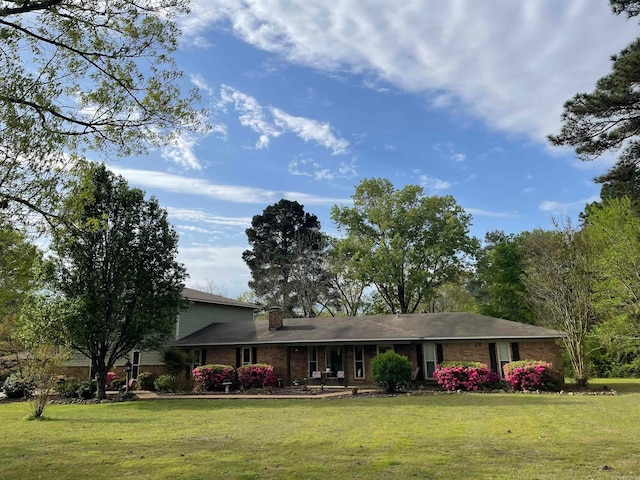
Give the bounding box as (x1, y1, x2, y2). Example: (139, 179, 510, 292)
(0, 0, 64, 17)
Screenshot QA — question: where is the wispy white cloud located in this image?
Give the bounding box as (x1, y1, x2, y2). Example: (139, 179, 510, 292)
(271, 108, 349, 154)
(217, 85, 349, 153)
(109, 167, 349, 205)
(419, 175, 451, 192)
(161, 131, 202, 170)
(539, 195, 600, 215)
(219, 85, 281, 149)
(433, 142, 466, 163)
(465, 208, 520, 218)
(176, 225, 217, 234)
(182, 1, 637, 144)
(168, 208, 251, 228)
(338, 158, 358, 177)
(190, 73, 215, 96)
(288, 156, 357, 181)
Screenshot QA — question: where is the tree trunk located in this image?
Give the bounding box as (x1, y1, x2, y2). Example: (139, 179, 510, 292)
(96, 368, 107, 400)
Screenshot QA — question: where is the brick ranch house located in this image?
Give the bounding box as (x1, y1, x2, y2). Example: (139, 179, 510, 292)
(171, 307, 564, 386)
(65, 288, 258, 379)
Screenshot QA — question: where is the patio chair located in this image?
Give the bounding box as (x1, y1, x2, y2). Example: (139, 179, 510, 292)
(311, 370, 322, 385)
(337, 370, 345, 386)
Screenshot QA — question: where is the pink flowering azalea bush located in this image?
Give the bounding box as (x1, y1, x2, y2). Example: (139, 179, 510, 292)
(503, 360, 560, 391)
(193, 364, 235, 393)
(236, 363, 277, 389)
(434, 362, 500, 392)
(105, 371, 117, 388)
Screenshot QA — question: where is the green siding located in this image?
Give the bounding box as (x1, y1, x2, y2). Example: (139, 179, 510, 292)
(68, 351, 90, 367)
(177, 303, 254, 339)
(66, 301, 254, 369)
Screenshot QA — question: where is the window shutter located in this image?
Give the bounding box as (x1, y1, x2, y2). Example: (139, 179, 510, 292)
(511, 342, 520, 362)
(252, 347, 258, 364)
(436, 343, 444, 364)
(235, 348, 241, 368)
(201, 349, 207, 366)
(488, 343, 498, 373)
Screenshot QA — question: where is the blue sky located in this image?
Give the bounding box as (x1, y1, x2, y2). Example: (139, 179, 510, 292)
(107, 1, 639, 298)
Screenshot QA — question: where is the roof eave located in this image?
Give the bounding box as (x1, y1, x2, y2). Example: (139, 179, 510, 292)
(171, 334, 562, 347)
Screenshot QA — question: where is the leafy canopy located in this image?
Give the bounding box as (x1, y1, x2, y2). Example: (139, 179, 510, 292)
(331, 178, 478, 314)
(0, 0, 206, 225)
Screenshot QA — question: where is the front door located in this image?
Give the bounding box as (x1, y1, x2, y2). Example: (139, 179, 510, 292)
(325, 346, 343, 374)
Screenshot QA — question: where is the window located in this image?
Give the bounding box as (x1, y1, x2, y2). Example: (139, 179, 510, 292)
(308, 347, 318, 374)
(497, 342, 511, 377)
(424, 343, 436, 378)
(354, 346, 365, 379)
(376, 345, 394, 355)
(241, 347, 253, 366)
(132, 351, 140, 379)
(190, 349, 202, 373)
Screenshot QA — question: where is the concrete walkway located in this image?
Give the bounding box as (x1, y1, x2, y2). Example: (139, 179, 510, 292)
(132, 389, 377, 400)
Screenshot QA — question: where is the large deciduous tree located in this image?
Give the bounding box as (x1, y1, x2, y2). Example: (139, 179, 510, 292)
(331, 178, 478, 314)
(243, 200, 327, 317)
(0, 0, 205, 225)
(47, 163, 187, 399)
(521, 225, 594, 387)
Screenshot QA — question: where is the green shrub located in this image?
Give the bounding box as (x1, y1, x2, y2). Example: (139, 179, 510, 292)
(76, 380, 97, 399)
(136, 372, 155, 391)
(3, 372, 33, 399)
(439, 361, 487, 369)
(161, 347, 190, 378)
(56, 377, 81, 398)
(110, 378, 126, 391)
(154, 374, 175, 393)
(371, 351, 413, 393)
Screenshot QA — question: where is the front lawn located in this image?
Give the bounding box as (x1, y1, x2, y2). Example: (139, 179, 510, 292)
(1, 384, 640, 479)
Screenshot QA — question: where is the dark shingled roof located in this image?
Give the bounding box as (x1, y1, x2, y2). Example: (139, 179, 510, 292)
(182, 288, 259, 310)
(171, 313, 562, 347)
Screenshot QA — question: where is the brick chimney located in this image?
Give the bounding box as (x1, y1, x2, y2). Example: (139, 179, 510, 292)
(268, 306, 284, 330)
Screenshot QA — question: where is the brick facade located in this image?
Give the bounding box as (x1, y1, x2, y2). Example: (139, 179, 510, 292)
(519, 340, 564, 372)
(197, 339, 563, 386)
(442, 342, 492, 365)
(63, 339, 563, 386)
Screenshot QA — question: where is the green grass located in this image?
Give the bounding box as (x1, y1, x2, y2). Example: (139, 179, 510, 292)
(2, 383, 640, 479)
